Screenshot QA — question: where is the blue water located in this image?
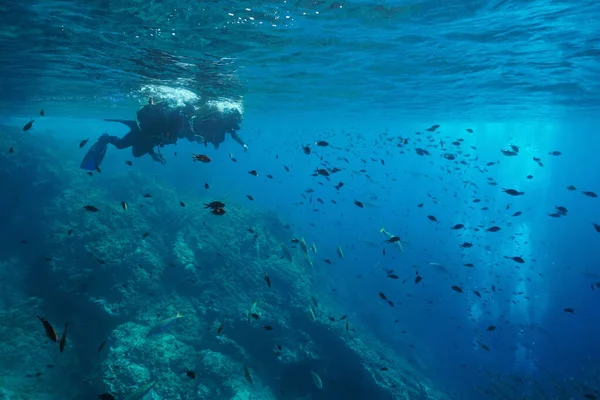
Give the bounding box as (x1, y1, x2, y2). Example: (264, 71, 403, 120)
(1, 0, 600, 399)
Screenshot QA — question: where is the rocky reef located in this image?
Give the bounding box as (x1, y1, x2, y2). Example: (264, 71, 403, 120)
(0, 123, 450, 400)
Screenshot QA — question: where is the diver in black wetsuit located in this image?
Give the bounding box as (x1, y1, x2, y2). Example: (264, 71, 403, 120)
(190, 104, 247, 151)
(80, 101, 195, 170)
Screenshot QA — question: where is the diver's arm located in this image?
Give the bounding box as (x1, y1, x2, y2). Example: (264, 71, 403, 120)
(230, 131, 248, 151)
(148, 148, 166, 164)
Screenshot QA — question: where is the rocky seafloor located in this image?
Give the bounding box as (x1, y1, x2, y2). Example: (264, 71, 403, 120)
(0, 123, 450, 400)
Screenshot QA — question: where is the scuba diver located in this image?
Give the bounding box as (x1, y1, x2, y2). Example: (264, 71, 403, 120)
(80, 101, 195, 171)
(191, 103, 247, 152)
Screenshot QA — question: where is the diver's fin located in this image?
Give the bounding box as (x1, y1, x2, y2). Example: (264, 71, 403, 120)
(80, 137, 108, 171)
(104, 119, 140, 132)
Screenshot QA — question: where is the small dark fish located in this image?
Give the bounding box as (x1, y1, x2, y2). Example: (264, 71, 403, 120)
(143, 193, 152, 198)
(59, 322, 68, 352)
(302, 145, 311, 154)
(205, 201, 225, 209)
(79, 139, 89, 148)
(185, 369, 196, 379)
(526, 174, 533, 179)
(264, 272, 271, 288)
(37, 315, 58, 342)
(548, 151, 561, 156)
(250, 313, 260, 320)
(486, 325, 496, 331)
(40, 110, 45, 116)
(125, 160, 133, 166)
(555, 206, 568, 214)
(583, 191, 598, 198)
(512, 211, 522, 217)
(417, 203, 423, 208)
(473, 290, 481, 298)
(340, 315, 347, 320)
(480, 344, 490, 351)
(450, 285, 463, 293)
(211, 208, 226, 216)
(427, 215, 438, 222)
(460, 242, 473, 248)
(563, 307, 574, 314)
(378, 292, 387, 300)
(464, 263, 474, 268)
(247, 195, 254, 201)
(263, 325, 273, 331)
(98, 340, 107, 352)
(23, 119, 34, 131)
(451, 224, 464, 230)
(180, 202, 186, 207)
(217, 321, 225, 335)
(67, 229, 73, 235)
(385, 236, 400, 244)
(9, 147, 14, 154)
(354, 200, 364, 208)
(192, 154, 211, 163)
(387, 300, 394, 307)
(425, 124, 439, 132)
(415, 275, 422, 284)
(503, 188, 524, 196)
(486, 226, 501, 232)
(507, 256, 525, 263)
(315, 141, 329, 146)
(284, 166, 290, 172)
(121, 201, 127, 211)
(142, 232, 150, 238)
(465, 128, 473, 133)
(97, 394, 115, 400)
(248, 170, 258, 176)
(594, 223, 600, 233)
(83, 205, 99, 212)
(204, 183, 209, 189)
(380, 366, 389, 371)
(566, 185, 576, 191)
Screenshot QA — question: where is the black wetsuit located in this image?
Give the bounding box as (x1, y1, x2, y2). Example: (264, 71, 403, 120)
(192, 109, 244, 149)
(103, 103, 193, 161)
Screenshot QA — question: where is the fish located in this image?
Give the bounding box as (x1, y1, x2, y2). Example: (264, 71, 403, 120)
(427, 215, 438, 222)
(217, 320, 225, 335)
(184, 369, 196, 379)
(59, 322, 68, 352)
(264, 271, 271, 288)
(121, 201, 127, 210)
(486, 325, 496, 331)
(40, 110, 45, 116)
(336, 245, 344, 259)
(23, 119, 34, 131)
(123, 381, 156, 400)
(450, 285, 463, 293)
(191, 154, 211, 163)
(299, 238, 309, 254)
(486, 226, 501, 232)
(564, 307, 574, 314)
(247, 301, 259, 323)
(142, 193, 152, 198)
(311, 370, 323, 389)
(83, 205, 99, 212)
(125, 160, 133, 166)
(281, 243, 292, 262)
(583, 191, 598, 198)
(594, 223, 600, 233)
(79, 138, 89, 148)
(146, 313, 183, 337)
(451, 224, 464, 230)
(354, 200, 364, 208)
(415, 275, 423, 284)
(302, 145, 311, 154)
(8, 147, 14, 154)
(180, 202, 186, 207)
(263, 325, 273, 331)
(315, 140, 329, 146)
(37, 315, 58, 342)
(98, 340, 107, 352)
(248, 170, 258, 176)
(246, 195, 254, 200)
(311, 243, 317, 253)
(244, 365, 253, 385)
(97, 394, 115, 400)
(502, 188, 524, 196)
(548, 151, 561, 156)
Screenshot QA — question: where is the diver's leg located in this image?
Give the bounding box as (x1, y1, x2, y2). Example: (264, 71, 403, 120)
(103, 131, 136, 150)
